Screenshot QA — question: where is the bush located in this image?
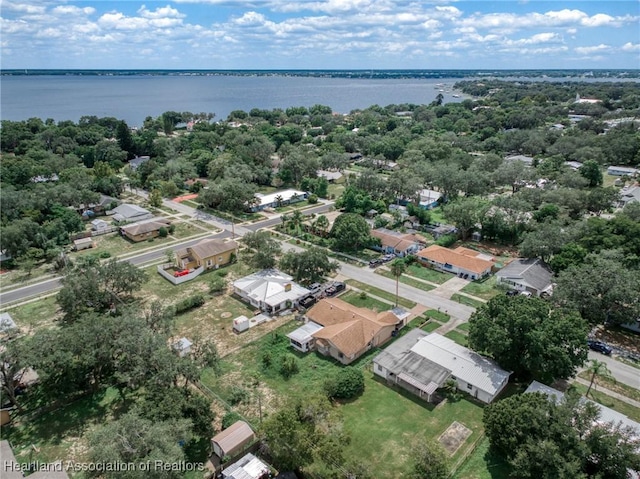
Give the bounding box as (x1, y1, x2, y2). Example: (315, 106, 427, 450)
(359, 291, 368, 300)
(158, 227, 168, 238)
(435, 234, 457, 247)
(209, 276, 226, 294)
(172, 294, 205, 315)
(98, 251, 111, 259)
(168, 224, 176, 234)
(221, 411, 244, 429)
(216, 269, 229, 277)
(228, 386, 249, 406)
(308, 194, 318, 204)
(324, 367, 365, 400)
(279, 354, 299, 379)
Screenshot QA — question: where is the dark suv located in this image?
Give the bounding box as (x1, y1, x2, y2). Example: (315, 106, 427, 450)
(587, 340, 613, 355)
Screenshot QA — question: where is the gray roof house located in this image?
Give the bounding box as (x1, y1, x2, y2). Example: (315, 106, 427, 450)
(0, 313, 17, 334)
(496, 258, 554, 297)
(233, 269, 310, 315)
(374, 329, 511, 404)
(107, 203, 153, 223)
(618, 185, 640, 208)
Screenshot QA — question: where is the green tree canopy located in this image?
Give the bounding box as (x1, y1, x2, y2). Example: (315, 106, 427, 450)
(330, 213, 373, 252)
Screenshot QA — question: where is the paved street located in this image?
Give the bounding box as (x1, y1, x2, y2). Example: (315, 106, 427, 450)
(585, 351, 640, 390)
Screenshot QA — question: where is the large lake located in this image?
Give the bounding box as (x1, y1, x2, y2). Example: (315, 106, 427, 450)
(1, 75, 470, 126)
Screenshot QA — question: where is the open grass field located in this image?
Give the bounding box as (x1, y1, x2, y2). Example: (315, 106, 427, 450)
(346, 280, 417, 309)
(424, 309, 451, 322)
(377, 270, 436, 292)
(452, 436, 511, 479)
(2, 296, 61, 330)
(406, 263, 454, 284)
(460, 276, 501, 301)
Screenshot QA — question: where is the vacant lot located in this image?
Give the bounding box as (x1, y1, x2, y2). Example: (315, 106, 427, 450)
(460, 276, 501, 301)
(406, 263, 454, 284)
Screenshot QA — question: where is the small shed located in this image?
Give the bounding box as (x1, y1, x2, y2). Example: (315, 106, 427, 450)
(0, 313, 17, 333)
(173, 337, 192, 357)
(211, 420, 256, 459)
(73, 237, 94, 251)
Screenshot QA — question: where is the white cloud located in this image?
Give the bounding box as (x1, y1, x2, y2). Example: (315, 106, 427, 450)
(1, 1, 46, 14)
(574, 44, 610, 55)
(621, 42, 640, 52)
(137, 5, 185, 19)
(52, 6, 96, 16)
(581, 13, 615, 27)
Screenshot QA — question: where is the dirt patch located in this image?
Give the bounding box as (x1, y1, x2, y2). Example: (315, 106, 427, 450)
(220, 312, 232, 319)
(438, 421, 472, 455)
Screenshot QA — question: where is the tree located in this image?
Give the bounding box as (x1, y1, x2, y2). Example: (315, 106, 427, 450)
(87, 411, 192, 479)
(443, 197, 486, 241)
(198, 177, 257, 214)
(468, 295, 589, 381)
(279, 248, 338, 284)
(554, 252, 640, 326)
(149, 188, 163, 207)
(323, 367, 365, 400)
(584, 359, 614, 397)
(242, 231, 281, 270)
(330, 213, 373, 252)
(57, 258, 147, 322)
(579, 160, 603, 187)
(389, 258, 407, 306)
(0, 338, 29, 409)
(409, 440, 450, 479)
(313, 214, 330, 237)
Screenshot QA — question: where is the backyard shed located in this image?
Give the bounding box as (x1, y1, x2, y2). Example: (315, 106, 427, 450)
(211, 420, 256, 459)
(73, 237, 93, 251)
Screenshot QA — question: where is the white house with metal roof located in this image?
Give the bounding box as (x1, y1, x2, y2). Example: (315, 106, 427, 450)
(496, 258, 554, 297)
(287, 321, 324, 352)
(250, 189, 308, 212)
(221, 453, 270, 479)
(233, 269, 310, 315)
(107, 203, 153, 223)
(374, 330, 510, 404)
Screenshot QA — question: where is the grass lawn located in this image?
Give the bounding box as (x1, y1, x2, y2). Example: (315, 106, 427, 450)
(377, 270, 436, 292)
(422, 321, 442, 332)
(445, 330, 469, 347)
(461, 276, 502, 301)
(182, 199, 199, 208)
(457, 322, 471, 332)
(346, 280, 417, 309)
(428, 207, 447, 224)
(340, 373, 486, 477)
(577, 371, 640, 402)
(171, 221, 212, 239)
(424, 309, 451, 323)
(340, 291, 393, 312)
(3, 296, 61, 330)
(75, 232, 175, 260)
(572, 383, 640, 422)
(0, 265, 53, 289)
(451, 294, 485, 309)
(406, 263, 454, 284)
(0, 387, 122, 468)
(452, 436, 511, 479)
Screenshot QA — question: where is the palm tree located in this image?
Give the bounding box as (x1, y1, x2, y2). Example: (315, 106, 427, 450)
(275, 195, 284, 208)
(585, 359, 614, 396)
(389, 258, 407, 307)
(314, 214, 330, 237)
(288, 210, 305, 236)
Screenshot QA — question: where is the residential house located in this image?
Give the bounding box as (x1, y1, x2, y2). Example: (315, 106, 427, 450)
(525, 381, 640, 435)
(370, 228, 425, 257)
(120, 218, 171, 242)
(233, 269, 310, 314)
(175, 238, 238, 271)
(505, 154, 534, 167)
(107, 203, 153, 223)
(496, 258, 554, 297)
(416, 245, 494, 280)
(73, 237, 94, 251)
(574, 94, 602, 104)
(90, 219, 110, 232)
(617, 185, 640, 208)
(1, 440, 70, 479)
(251, 189, 308, 212)
(607, 166, 639, 177)
(374, 330, 511, 404)
(211, 421, 256, 460)
(417, 189, 442, 209)
(426, 224, 457, 240)
(221, 453, 270, 479)
(317, 170, 343, 182)
(564, 161, 584, 171)
(288, 297, 409, 365)
(173, 337, 192, 357)
(128, 155, 150, 170)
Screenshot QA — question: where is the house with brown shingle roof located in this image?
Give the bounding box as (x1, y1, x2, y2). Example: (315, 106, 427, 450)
(416, 245, 494, 280)
(292, 297, 409, 364)
(120, 218, 171, 242)
(175, 238, 238, 271)
(370, 228, 425, 257)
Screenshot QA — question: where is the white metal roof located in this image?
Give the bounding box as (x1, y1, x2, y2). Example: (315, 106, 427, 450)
(287, 321, 324, 343)
(233, 269, 309, 307)
(411, 333, 511, 396)
(254, 189, 306, 207)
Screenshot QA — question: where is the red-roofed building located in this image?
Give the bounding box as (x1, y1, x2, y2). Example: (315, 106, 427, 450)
(416, 245, 494, 280)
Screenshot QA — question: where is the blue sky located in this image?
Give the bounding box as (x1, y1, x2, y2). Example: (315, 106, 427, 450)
(1, 0, 639, 69)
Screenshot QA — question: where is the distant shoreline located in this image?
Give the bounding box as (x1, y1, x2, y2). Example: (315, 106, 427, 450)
(2, 69, 639, 79)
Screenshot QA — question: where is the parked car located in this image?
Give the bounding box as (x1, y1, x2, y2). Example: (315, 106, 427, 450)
(519, 291, 532, 297)
(369, 259, 383, 268)
(506, 290, 519, 296)
(325, 282, 346, 297)
(308, 282, 322, 295)
(174, 269, 190, 277)
(299, 295, 317, 309)
(587, 340, 612, 355)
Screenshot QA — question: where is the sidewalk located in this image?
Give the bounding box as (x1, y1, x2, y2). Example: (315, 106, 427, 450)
(573, 377, 640, 408)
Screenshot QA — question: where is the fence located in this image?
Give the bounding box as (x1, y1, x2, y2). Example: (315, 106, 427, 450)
(156, 263, 203, 285)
